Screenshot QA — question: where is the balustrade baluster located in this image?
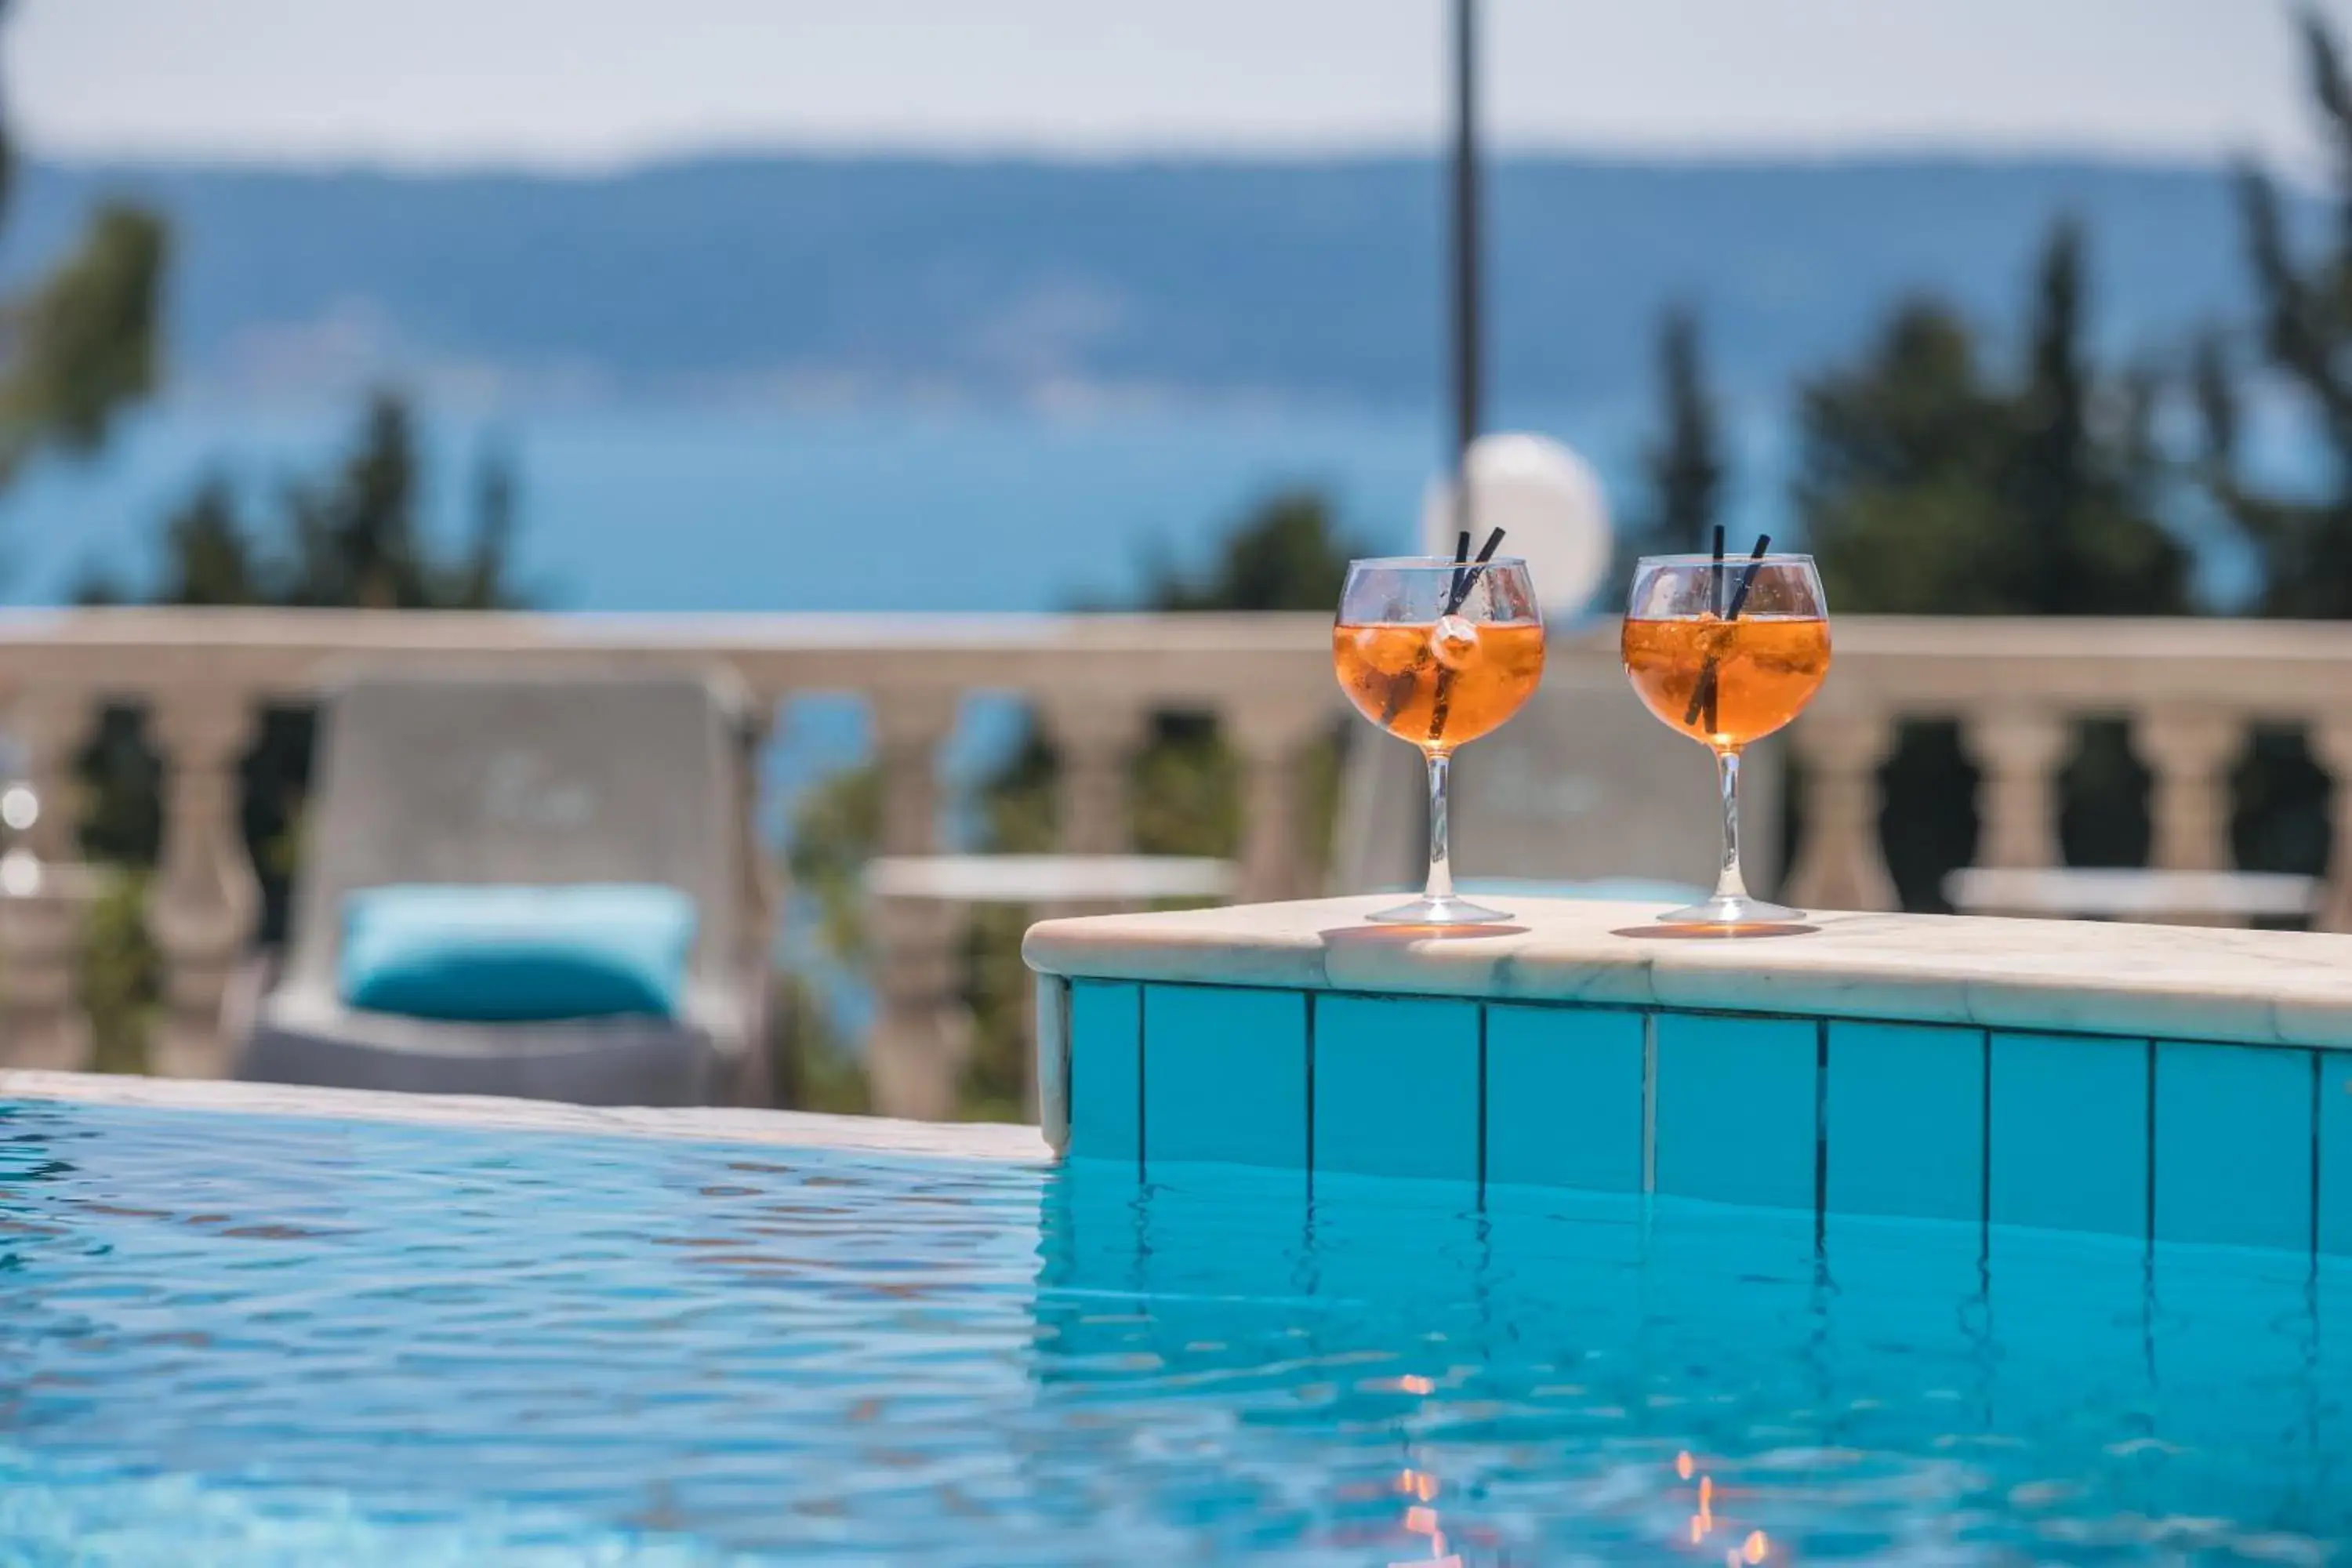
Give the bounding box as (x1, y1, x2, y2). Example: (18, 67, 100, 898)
(735, 700, 782, 1105)
(864, 689, 964, 1118)
(0, 689, 96, 1069)
(1964, 705, 2071, 873)
(1783, 706, 1896, 912)
(2136, 705, 2243, 875)
(1039, 694, 1149, 857)
(873, 690, 959, 856)
(1224, 697, 1331, 904)
(144, 691, 260, 1078)
(2312, 713, 2352, 932)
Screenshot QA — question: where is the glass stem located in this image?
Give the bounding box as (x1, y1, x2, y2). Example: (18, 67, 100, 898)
(1714, 746, 1751, 906)
(1424, 749, 1455, 905)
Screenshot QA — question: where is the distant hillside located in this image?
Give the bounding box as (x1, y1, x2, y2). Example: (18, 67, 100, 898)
(2, 154, 2279, 406)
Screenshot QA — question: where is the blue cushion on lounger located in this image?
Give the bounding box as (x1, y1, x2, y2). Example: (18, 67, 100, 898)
(339, 884, 697, 1023)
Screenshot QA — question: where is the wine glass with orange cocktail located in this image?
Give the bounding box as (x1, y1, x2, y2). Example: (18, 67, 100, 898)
(1334, 536, 1544, 924)
(1622, 539, 1830, 929)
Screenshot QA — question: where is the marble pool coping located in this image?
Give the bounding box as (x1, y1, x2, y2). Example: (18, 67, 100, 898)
(0, 1069, 1050, 1163)
(1022, 895, 2352, 1051)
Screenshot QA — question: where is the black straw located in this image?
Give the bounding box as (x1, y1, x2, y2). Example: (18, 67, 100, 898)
(1709, 523, 1726, 618)
(1443, 526, 1508, 615)
(1428, 525, 1508, 742)
(1684, 533, 1772, 731)
(1723, 533, 1772, 619)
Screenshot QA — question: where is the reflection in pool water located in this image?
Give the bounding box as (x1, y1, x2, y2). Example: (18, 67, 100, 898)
(0, 1097, 2344, 1563)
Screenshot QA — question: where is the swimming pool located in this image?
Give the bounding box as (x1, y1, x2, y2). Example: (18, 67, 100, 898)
(1, 1083, 2344, 1564)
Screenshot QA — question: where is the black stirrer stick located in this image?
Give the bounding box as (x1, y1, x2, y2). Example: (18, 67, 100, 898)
(1684, 533, 1771, 731)
(1426, 525, 1508, 742)
(1446, 528, 1473, 614)
(1382, 530, 1475, 726)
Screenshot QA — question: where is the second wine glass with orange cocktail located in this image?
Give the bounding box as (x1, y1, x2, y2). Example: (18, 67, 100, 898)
(1334, 539, 1544, 924)
(1622, 541, 1830, 930)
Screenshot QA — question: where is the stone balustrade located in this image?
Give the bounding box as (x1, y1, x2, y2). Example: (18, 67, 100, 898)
(2, 608, 2351, 1113)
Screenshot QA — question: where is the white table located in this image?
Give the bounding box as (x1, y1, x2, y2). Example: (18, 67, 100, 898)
(1942, 867, 2319, 926)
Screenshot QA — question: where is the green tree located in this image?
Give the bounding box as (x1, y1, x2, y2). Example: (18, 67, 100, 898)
(0, 1, 169, 488)
(1635, 305, 1725, 560)
(2198, 5, 2352, 618)
(74, 391, 530, 1069)
(0, 205, 169, 484)
(81, 390, 524, 615)
(1795, 220, 2189, 909)
(790, 489, 1360, 1119)
(2183, 5, 2352, 886)
(157, 477, 265, 605)
(1802, 220, 2187, 618)
(956, 489, 1360, 1115)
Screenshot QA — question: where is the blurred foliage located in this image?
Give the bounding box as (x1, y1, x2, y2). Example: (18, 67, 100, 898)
(774, 763, 884, 1109)
(1628, 305, 1726, 564)
(2197, 5, 2352, 619)
(0, 1, 169, 488)
(1137, 489, 1359, 612)
(792, 489, 1359, 1120)
(78, 392, 522, 612)
(783, 760, 883, 970)
(71, 390, 531, 1069)
(78, 866, 157, 1075)
(960, 493, 1358, 1119)
(0, 204, 169, 485)
(1802, 220, 2189, 618)
(1778, 220, 2193, 909)
(2165, 3, 2352, 898)
(766, 970, 870, 1116)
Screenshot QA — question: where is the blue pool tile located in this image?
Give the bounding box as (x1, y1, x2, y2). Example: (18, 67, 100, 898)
(1483, 1004, 1644, 1193)
(1989, 1032, 2149, 1239)
(1127, 1167, 1317, 1367)
(1141, 985, 1308, 1175)
(2154, 1041, 2314, 1252)
(2323, 1052, 2352, 1256)
(1310, 993, 1480, 1184)
(2151, 1241, 2319, 1494)
(1826, 1211, 1992, 1444)
(1653, 1013, 1818, 1210)
(1645, 1195, 1824, 1373)
(2321, 1257, 2352, 1490)
(1067, 980, 1142, 1166)
(1986, 1225, 2156, 1451)
(1825, 1022, 1985, 1224)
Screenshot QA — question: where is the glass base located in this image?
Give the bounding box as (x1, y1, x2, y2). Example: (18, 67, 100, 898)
(1657, 894, 1805, 930)
(1367, 894, 1512, 926)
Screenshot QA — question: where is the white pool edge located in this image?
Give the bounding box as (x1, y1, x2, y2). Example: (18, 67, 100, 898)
(0, 1069, 1051, 1163)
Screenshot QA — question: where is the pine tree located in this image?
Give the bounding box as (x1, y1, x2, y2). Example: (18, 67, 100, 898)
(159, 477, 265, 605)
(1800, 220, 2185, 617)
(1639, 306, 1725, 558)
(1795, 220, 2188, 909)
(1138, 489, 1359, 612)
(2198, 5, 2352, 616)
(80, 391, 532, 965)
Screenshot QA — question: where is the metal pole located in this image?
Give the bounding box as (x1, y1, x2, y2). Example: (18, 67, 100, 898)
(1449, 0, 1483, 477)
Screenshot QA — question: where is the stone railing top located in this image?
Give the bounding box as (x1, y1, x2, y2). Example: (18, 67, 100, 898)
(13, 608, 2352, 717)
(9, 607, 2352, 715)
(0, 607, 1340, 702)
(1023, 895, 2352, 1051)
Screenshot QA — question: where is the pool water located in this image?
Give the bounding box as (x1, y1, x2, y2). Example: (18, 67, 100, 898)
(1, 1098, 2346, 1565)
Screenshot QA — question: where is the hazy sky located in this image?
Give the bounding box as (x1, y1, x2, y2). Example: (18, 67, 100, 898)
(15, 0, 2352, 170)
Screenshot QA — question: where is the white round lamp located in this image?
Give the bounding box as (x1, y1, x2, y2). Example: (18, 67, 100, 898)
(1420, 432, 1612, 619)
